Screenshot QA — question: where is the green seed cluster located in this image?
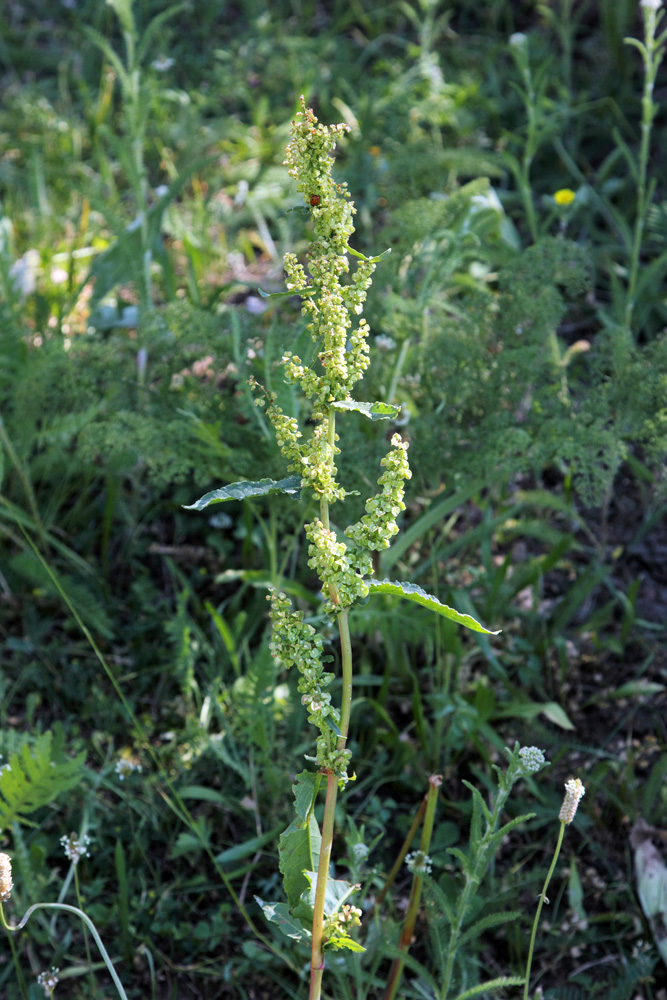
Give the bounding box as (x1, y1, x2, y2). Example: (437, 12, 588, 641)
(306, 519, 373, 614)
(268, 590, 350, 774)
(281, 98, 376, 412)
(345, 433, 411, 550)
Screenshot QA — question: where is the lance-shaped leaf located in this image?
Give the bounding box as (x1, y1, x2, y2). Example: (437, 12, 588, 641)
(332, 399, 400, 421)
(347, 245, 392, 264)
(279, 812, 321, 910)
(184, 476, 302, 511)
(367, 580, 500, 634)
(254, 898, 310, 942)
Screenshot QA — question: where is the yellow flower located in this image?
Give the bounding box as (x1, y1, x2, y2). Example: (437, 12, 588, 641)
(554, 188, 576, 206)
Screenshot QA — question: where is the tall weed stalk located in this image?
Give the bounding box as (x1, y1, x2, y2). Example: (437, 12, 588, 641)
(186, 99, 501, 1000)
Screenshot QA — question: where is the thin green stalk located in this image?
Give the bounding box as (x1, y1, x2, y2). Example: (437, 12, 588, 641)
(375, 795, 428, 910)
(523, 822, 566, 1000)
(309, 770, 340, 1000)
(74, 867, 96, 997)
(1, 901, 129, 1000)
(0, 419, 46, 543)
(384, 775, 442, 1000)
(623, 5, 666, 337)
(310, 412, 355, 1000)
(439, 783, 513, 999)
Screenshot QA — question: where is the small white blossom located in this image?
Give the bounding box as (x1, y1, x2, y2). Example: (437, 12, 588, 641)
(115, 758, 142, 780)
(151, 56, 174, 71)
(640, 0, 662, 10)
(60, 833, 91, 864)
(375, 335, 396, 351)
(352, 842, 369, 861)
(37, 968, 60, 994)
(406, 850, 432, 875)
(509, 32, 528, 48)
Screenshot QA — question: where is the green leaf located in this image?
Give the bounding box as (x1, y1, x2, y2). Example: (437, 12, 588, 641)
(367, 580, 500, 634)
(326, 933, 366, 953)
(609, 680, 665, 699)
(0, 731, 86, 833)
(457, 910, 522, 950)
(346, 244, 391, 263)
(184, 476, 302, 511)
(254, 898, 310, 942)
(451, 975, 525, 1000)
(292, 771, 320, 825)
(258, 285, 314, 299)
(495, 699, 574, 730)
(214, 827, 282, 867)
(332, 399, 400, 420)
(300, 870, 359, 918)
(279, 813, 321, 910)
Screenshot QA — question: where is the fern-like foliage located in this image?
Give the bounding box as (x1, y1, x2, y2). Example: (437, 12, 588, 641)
(0, 729, 86, 833)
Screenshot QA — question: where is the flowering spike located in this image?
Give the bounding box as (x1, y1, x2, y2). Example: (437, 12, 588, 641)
(558, 777, 585, 824)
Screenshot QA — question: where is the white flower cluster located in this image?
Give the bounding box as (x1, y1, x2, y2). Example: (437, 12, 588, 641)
(115, 758, 142, 780)
(0, 852, 13, 901)
(37, 968, 60, 995)
(558, 777, 585, 824)
(60, 833, 91, 864)
(406, 850, 433, 875)
(518, 746, 546, 774)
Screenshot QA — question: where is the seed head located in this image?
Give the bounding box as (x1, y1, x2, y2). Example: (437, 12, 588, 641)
(518, 746, 546, 773)
(0, 852, 12, 901)
(558, 777, 585, 824)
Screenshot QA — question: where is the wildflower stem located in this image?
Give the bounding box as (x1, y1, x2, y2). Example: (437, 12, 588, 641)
(384, 774, 441, 1000)
(523, 820, 566, 1000)
(439, 779, 514, 999)
(74, 865, 96, 996)
(624, 5, 665, 338)
(1, 901, 130, 1000)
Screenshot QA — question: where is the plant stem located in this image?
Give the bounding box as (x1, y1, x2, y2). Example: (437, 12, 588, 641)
(1, 901, 130, 1000)
(623, 11, 664, 338)
(309, 411, 355, 1000)
(523, 821, 566, 1000)
(439, 782, 512, 999)
(375, 795, 428, 909)
(384, 774, 442, 1000)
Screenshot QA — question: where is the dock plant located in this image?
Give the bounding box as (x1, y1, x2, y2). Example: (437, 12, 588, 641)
(186, 98, 501, 1000)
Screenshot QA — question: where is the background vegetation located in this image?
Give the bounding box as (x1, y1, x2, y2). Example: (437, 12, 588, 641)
(1, 0, 666, 997)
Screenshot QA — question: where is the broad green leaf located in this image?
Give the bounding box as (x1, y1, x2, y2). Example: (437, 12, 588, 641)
(292, 771, 320, 824)
(495, 700, 574, 730)
(301, 870, 359, 918)
(184, 476, 302, 511)
(254, 898, 310, 942)
(279, 812, 321, 910)
(332, 399, 400, 421)
(367, 580, 500, 634)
